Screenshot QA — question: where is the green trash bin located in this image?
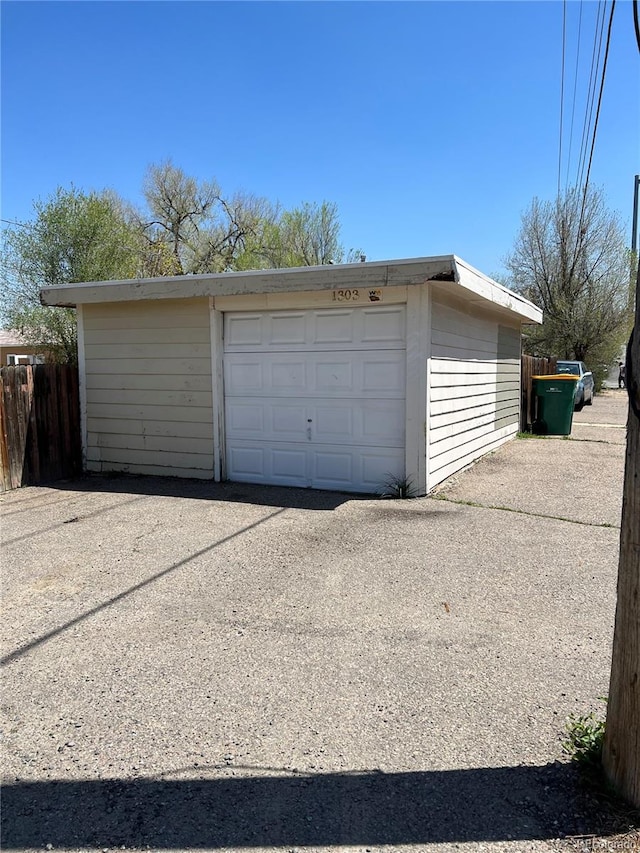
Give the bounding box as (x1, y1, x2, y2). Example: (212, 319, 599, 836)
(531, 374, 579, 435)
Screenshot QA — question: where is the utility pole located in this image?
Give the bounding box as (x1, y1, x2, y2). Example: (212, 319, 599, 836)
(632, 174, 639, 254)
(602, 186, 640, 804)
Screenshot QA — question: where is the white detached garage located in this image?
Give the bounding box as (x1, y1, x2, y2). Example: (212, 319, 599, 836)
(41, 256, 541, 496)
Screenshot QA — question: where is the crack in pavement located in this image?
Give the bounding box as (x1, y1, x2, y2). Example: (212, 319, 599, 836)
(431, 495, 620, 529)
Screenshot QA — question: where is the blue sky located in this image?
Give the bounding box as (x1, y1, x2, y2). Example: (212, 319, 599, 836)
(1, 1, 638, 276)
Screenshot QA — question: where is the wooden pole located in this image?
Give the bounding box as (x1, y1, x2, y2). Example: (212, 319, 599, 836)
(602, 264, 640, 806)
(632, 174, 639, 254)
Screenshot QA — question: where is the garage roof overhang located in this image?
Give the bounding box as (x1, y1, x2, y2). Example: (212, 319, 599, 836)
(40, 254, 542, 325)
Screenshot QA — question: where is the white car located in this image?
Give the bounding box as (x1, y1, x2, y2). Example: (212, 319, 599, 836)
(556, 360, 594, 409)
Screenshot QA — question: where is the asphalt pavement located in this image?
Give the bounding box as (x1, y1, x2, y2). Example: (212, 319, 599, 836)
(1, 388, 636, 853)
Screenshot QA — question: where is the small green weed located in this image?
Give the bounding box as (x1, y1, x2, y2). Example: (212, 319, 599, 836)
(379, 475, 418, 499)
(562, 699, 607, 767)
(516, 431, 573, 440)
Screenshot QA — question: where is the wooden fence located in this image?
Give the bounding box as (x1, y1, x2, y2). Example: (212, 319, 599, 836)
(0, 364, 82, 491)
(521, 354, 557, 432)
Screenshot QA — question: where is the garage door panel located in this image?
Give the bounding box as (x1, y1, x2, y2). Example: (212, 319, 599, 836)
(312, 400, 404, 445)
(313, 445, 405, 492)
(227, 444, 307, 486)
(361, 404, 405, 441)
(227, 361, 264, 392)
(270, 313, 307, 345)
(228, 446, 265, 478)
(271, 360, 307, 390)
(315, 360, 354, 392)
(272, 405, 308, 436)
(224, 306, 406, 493)
(361, 449, 405, 488)
(226, 315, 264, 347)
(227, 403, 265, 432)
(226, 352, 405, 398)
(362, 357, 405, 392)
(312, 311, 354, 344)
(227, 398, 404, 447)
(226, 441, 405, 493)
(225, 307, 406, 352)
(272, 448, 307, 480)
(361, 307, 406, 343)
(226, 442, 306, 487)
(314, 451, 353, 485)
(314, 405, 353, 440)
(227, 401, 307, 442)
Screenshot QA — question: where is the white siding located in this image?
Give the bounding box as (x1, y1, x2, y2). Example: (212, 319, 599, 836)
(427, 292, 521, 490)
(83, 299, 214, 479)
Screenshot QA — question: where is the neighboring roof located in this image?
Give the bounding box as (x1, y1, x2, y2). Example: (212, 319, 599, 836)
(40, 255, 543, 325)
(0, 329, 29, 347)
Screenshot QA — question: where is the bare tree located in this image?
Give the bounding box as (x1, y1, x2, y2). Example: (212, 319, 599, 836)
(192, 192, 279, 274)
(142, 161, 281, 274)
(142, 160, 219, 273)
(602, 267, 640, 807)
(506, 186, 634, 384)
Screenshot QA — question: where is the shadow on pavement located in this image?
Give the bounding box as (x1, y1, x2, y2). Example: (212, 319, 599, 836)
(2, 763, 634, 849)
(1, 508, 286, 667)
(44, 473, 366, 510)
(1, 494, 151, 546)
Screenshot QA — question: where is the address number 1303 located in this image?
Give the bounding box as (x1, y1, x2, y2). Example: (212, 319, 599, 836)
(332, 289, 360, 301)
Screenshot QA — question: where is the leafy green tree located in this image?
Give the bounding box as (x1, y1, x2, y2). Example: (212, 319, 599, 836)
(1, 187, 142, 362)
(506, 186, 635, 388)
(267, 201, 348, 267)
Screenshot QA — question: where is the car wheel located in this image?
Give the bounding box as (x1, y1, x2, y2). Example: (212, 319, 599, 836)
(586, 388, 593, 405)
(575, 391, 584, 411)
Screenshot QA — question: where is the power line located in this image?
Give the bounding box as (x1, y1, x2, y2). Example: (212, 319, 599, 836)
(564, 0, 584, 187)
(634, 0, 640, 53)
(582, 0, 616, 194)
(574, 0, 616, 253)
(575, 1, 608, 191)
(558, 0, 567, 196)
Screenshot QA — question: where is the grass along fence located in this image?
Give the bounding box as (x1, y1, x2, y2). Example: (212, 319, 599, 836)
(0, 364, 82, 491)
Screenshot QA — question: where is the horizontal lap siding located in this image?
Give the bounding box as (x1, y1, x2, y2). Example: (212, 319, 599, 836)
(83, 299, 213, 479)
(428, 297, 520, 489)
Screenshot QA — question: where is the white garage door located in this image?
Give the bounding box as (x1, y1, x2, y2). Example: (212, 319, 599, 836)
(223, 305, 407, 493)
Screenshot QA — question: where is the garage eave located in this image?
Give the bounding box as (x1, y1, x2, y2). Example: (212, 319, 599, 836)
(40, 256, 457, 309)
(451, 256, 542, 324)
(39, 254, 542, 325)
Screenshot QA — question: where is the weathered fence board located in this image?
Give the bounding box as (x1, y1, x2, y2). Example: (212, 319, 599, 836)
(0, 365, 81, 491)
(521, 355, 557, 432)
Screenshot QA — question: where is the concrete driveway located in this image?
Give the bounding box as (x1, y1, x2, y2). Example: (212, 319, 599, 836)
(1, 390, 636, 852)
